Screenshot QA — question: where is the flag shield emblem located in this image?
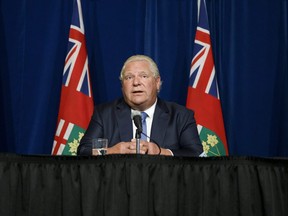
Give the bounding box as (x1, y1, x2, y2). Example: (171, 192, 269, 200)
(198, 126, 226, 156)
(62, 125, 86, 155)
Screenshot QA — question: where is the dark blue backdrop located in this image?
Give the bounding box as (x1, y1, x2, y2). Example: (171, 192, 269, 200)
(0, 0, 288, 156)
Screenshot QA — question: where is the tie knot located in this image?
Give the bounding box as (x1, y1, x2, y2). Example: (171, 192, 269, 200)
(141, 112, 148, 122)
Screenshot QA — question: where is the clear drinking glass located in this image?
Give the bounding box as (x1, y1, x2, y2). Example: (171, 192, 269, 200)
(92, 138, 108, 155)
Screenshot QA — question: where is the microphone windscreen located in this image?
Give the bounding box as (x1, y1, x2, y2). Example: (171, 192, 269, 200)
(131, 110, 141, 120)
(131, 110, 142, 132)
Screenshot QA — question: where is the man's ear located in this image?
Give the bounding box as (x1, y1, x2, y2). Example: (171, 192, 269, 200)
(156, 77, 162, 92)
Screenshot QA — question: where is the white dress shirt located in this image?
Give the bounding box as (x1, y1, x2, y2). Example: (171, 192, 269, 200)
(131, 100, 157, 141)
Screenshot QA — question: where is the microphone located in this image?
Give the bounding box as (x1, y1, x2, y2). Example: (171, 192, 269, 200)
(131, 110, 142, 154)
(131, 110, 142, 133)
(130, 110, 162, 155)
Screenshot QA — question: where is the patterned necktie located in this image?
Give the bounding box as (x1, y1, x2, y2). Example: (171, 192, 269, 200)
(141, 112, 148, 140)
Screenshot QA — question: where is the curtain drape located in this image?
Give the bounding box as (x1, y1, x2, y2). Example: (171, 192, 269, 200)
(0, 0, 287, 156)
(207, 0, 288, 156)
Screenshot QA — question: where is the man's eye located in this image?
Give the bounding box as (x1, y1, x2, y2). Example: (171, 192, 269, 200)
(141, 74, 148, 78)
(125, 76, 132, 80)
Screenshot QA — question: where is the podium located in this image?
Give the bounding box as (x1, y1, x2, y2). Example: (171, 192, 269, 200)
(0, 153, 287, 215)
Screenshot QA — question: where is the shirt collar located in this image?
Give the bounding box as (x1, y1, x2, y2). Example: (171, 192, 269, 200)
(143, 99, 157, 118)
(131, 98, 157, 118)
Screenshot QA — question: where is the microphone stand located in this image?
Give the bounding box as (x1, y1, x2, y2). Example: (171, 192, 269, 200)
(135, 128, 141, 154)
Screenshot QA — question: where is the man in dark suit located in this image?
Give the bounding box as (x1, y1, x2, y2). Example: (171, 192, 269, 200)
(77, 55, 203, 157)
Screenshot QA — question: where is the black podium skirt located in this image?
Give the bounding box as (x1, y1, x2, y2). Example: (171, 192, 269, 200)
(0, 153, 287, 216)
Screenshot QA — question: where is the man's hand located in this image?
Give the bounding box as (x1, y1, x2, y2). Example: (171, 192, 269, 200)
(107, 140, 147, 154)
(142, 141, 172, 156)
(106, 140, 173, 156)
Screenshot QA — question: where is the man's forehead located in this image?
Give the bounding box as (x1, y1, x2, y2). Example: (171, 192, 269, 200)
(124, 70, 151, 75)
(123, 60, 153, 75)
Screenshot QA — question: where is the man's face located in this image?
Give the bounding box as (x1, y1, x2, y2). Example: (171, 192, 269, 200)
(121, 60, 161, 111)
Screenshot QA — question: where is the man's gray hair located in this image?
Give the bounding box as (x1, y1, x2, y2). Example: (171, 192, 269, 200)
(119, 55, 161, 81)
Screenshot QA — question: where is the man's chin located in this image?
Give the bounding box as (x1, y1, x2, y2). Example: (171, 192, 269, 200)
(127, 100, 147, 110)
(129, 96, 146, 104)
(131, 100, 145, 106)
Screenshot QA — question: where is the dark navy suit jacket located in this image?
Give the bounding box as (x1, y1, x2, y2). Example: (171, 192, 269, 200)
(77, 97, 203, 157)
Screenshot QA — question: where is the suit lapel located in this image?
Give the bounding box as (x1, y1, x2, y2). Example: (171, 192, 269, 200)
(115, 99, 133, 142)
(151, 99, 169, 145)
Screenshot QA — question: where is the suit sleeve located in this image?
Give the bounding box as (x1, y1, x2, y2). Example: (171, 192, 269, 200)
(170, 109, 203, 157)
(77, 107, 104, 155)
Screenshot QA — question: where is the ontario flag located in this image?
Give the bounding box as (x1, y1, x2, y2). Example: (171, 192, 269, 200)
(52, 0, 94, 155)
(186, 0, 228, 156)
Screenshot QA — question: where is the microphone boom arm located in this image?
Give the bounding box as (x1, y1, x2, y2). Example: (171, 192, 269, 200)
(135, 128, 141, 154)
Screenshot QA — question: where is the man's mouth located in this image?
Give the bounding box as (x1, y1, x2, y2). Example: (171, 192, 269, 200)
(132, 90, 143, 94)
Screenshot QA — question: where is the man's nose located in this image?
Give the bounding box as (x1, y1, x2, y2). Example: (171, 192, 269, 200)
(132, 76, 141, 85)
